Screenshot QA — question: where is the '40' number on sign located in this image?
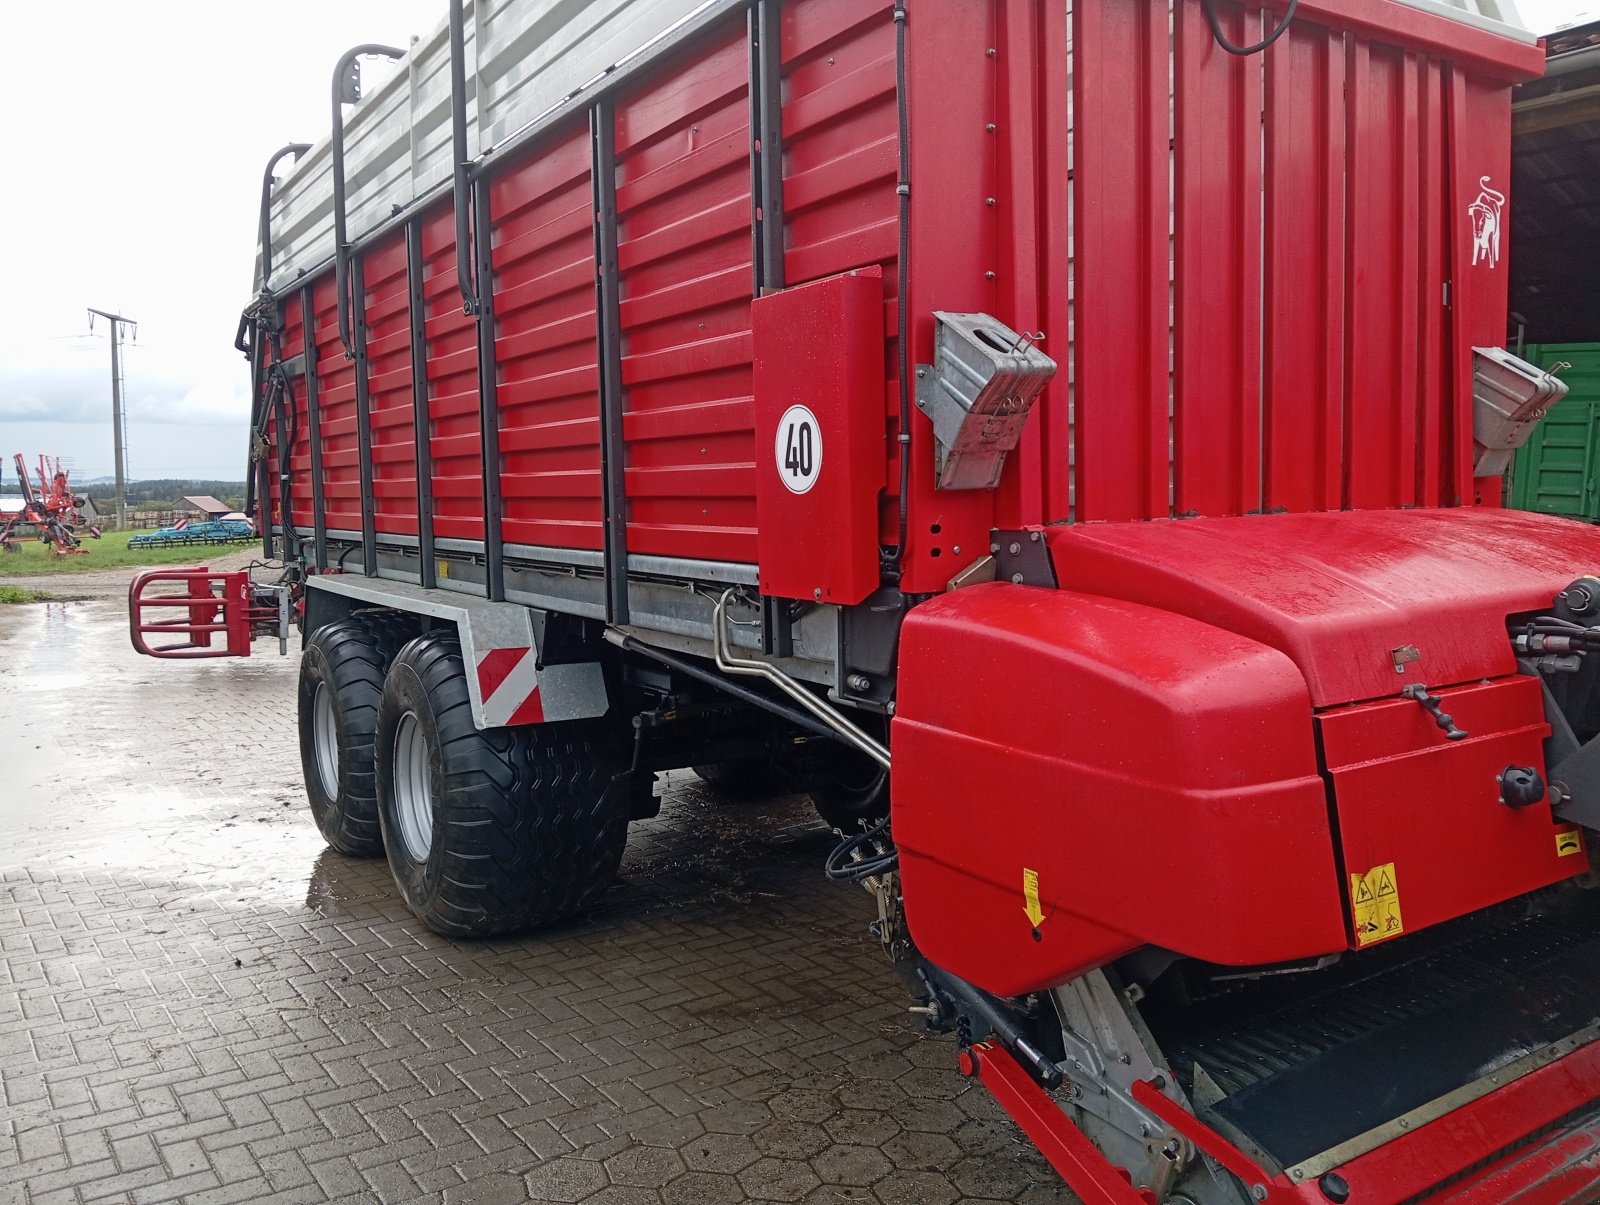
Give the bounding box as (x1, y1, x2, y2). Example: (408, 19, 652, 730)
(775, 405, 823, 494)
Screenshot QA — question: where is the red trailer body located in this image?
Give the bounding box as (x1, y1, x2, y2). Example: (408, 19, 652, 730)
(148, 1, 1600, 1201)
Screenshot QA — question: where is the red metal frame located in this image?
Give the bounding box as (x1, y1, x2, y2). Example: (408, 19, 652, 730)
(966, 1039, 1600, 1205)
(127, 569, 256, 659)
(962, 1043, 1155, 1205)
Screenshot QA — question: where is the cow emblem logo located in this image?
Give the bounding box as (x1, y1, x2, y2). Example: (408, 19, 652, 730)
(1468, 175, 1506, 269)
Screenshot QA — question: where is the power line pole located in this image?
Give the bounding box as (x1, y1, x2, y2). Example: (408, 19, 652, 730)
(87, 308, 137, 531)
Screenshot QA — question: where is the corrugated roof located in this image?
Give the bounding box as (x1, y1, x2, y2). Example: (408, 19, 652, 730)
(181, 496, 231, 513)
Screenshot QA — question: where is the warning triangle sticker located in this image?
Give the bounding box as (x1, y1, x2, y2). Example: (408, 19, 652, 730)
(1354, 879, 1375, 904)
(1377, 870, 1397, 897)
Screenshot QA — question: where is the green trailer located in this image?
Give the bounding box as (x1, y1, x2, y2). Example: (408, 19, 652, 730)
(1509, 345, 1600, 520)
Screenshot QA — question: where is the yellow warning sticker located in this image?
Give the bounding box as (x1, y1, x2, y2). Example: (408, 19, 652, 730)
(437, 559, 450, 580)
(1350, 862, 1404, 948)
(1557, 828, 1585, 858)
(1022, 868, 1045, 929)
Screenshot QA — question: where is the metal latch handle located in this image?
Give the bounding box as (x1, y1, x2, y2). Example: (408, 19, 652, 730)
(1401, 683, 1469, 741)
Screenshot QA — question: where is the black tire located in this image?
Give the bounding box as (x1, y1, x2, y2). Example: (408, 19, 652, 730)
(297, 618, 400, 857)
(810, 747, 890, 831)
(691, 757, 784, 801)
(375, 633, 631, 937)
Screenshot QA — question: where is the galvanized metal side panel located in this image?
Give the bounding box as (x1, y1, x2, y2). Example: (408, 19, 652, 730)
(488, 121, 604, 553)
(613, 27, 758, 564)
(364, 231, 422, 538)
(262, 0, 717, 296)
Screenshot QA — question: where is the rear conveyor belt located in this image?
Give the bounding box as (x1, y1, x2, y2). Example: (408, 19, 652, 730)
(1142, 887, 1600, 1173)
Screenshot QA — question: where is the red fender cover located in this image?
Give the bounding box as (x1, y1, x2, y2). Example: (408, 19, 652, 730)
(893, 584, 1346, 998)
(1046, 508, 1600, 708)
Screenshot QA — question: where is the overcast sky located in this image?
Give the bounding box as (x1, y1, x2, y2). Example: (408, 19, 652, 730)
(0, 0, 1593, 484)
(0, 1, 440, 483)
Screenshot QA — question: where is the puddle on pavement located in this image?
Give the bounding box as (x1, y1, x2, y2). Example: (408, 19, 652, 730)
(11, 601, 93, 692)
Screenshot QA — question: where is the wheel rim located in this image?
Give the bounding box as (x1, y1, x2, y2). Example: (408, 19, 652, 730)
(392, 711, 434, 862)
(312, 682, 340, 798)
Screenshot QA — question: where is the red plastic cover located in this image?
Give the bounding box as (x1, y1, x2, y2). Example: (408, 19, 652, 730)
(893, 583, 1347, 999)
(1047, 507, 1600, 708)
(751, 268, 885, 604)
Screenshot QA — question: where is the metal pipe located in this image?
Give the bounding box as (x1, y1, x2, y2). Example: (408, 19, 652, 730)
(258, 142, 312, 290)
(332, 43, 404, 359)
(1545, 42, 1600, 80)
(602, 629, 838, 741)
(449, 0, 479, 314)
(711, 590, 892, 768)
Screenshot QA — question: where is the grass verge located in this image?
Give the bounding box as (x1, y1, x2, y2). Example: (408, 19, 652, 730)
(0, 530, 249, 577)
(0, 585, 62, 604)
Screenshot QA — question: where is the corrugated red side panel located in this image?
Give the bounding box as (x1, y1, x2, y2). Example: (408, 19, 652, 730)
(614, 28, 756, 564)
(1174, 1, 1263, 517)
(257, 295, 308, 536)
(1061, 0, 1505, 524)
(363, 232, 419, 537)
(278, 293, 313, 532)
(420, 206, 485, 543)
(1071, 0, 1173, 524)
(1264, 23, 1346, 514)
(781, 0, 902, 550)
(256, 330, 279, 535)
(994, 0, 1067, 529)
(1451, 70, 1514, 503)
(489, 122, 603, 553)
(310, 278, 362, 534)
(901, 0, 1010, 593)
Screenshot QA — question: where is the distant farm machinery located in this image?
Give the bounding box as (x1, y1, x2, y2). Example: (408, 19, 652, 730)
(127, 517, 256, 549)
(0, 455, 101, 556)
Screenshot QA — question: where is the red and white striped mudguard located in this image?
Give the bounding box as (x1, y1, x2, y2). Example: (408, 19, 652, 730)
(304, 575, 609, 730)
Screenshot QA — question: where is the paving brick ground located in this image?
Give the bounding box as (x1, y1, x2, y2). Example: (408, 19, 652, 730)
(0, 590, 1074, 1204)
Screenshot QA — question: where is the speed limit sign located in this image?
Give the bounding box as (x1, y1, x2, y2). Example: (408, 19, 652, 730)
(774, 404, 823, 494)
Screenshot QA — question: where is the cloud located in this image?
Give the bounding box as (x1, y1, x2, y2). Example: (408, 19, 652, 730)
(0, 360, 249, 428)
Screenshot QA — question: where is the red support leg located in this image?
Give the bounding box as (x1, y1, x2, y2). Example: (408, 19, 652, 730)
(961, 1043, 1155, 1205)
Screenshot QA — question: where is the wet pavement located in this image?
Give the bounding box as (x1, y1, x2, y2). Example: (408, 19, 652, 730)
(0, 585, 1075, 1204)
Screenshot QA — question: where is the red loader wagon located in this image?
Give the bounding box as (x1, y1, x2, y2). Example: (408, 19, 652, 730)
(130, 0, 1600, 1200)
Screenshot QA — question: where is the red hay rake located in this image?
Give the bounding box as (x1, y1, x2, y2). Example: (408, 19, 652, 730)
(1, 454, 102, 556)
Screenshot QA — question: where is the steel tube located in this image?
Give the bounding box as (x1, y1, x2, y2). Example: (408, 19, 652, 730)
(712, 590, 891, 768)
(332, 44, 404, 359)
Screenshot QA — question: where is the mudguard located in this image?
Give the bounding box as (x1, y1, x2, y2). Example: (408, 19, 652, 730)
(893, 583, 1347, 999)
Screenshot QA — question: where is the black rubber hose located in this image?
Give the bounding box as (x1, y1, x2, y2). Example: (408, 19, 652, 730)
(1201, 0, 1298, 56)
